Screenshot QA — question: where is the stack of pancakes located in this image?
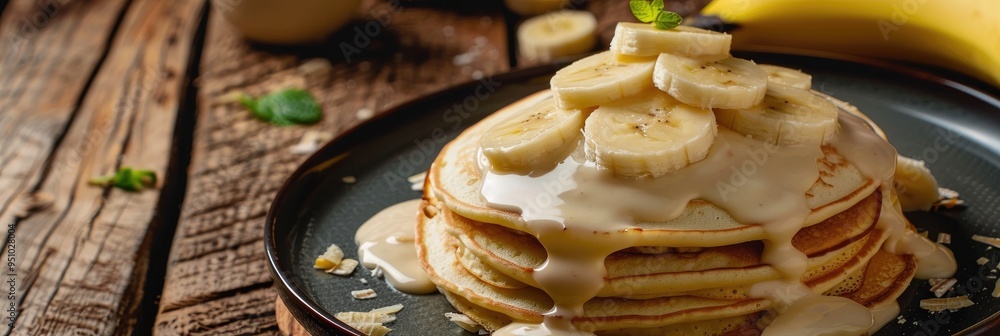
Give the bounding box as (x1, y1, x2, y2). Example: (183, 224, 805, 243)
(415, 93, 917, 335)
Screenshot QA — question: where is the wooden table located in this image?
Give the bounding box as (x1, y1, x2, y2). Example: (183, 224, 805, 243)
(0, 0, 707, 334)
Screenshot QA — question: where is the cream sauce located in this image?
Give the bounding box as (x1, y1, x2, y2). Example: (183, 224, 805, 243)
(482, 125, 824, 333)
(493, 322, 576, 336)
(475, 110, 953, 334)
(355, 199, 437, 294)
(869, 302, 901, 335)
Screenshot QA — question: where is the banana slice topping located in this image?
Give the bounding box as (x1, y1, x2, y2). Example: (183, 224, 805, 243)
(715, 84, 839, 146)
(654, 53, 768, 109)
(551, 51, 656, 110)
(761, 64, 813, 90)
(584, 90, 717, 178)
(481, 94, 586, 173)
(611, 22, 731, 60)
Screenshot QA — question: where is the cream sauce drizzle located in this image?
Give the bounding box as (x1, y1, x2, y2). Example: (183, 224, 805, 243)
(355, 199, 437, 294)
(753, 282, 872, 336)
(869, 302, 901, 335)
(477, 110, 956, 334)
(493, 322, 563, 336)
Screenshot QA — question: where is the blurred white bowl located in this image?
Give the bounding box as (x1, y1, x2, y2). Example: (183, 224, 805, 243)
(212, 0, 362, 44)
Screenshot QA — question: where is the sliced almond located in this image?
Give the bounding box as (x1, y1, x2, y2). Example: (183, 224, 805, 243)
(336, 312, 396, 324)
(351, 289, 377, 300)
(348, 323, 392, 336)
(445, 313, 483, 333)
(929, 278, 957, 298)
(920, 296, 974, 312)
(328, 258, 359, 276)
(973, 235, 1000, 249)
(370, 304, 405, 315)
(316, 243, 345, 269)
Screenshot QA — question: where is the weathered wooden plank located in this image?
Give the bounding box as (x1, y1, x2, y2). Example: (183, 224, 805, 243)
(0, 0, 131, 269)
(1, 0, 204, 334)
(155, 1, 509, 334)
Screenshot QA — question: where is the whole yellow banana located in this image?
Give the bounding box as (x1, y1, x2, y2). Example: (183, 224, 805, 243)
(700, 0, 1000, 87)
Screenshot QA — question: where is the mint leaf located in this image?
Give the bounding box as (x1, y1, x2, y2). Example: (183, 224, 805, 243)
(654, 10, 682, 30)
(629, 0, 655, 22)
(630, 0, 682, 30)
(651, 0, 664, 13)
(240, 89, 322, 126)
(89, 167, 157, 192)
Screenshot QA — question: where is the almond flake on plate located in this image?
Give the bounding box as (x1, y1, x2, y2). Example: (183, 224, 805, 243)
(978, 257, 991, 265)
(920, 296, 974, 312)
(445, 313, 483, 333)
(327, 258, 359, 276)
(930, 278, 957, 297)
(994, 278, 1000, 298)
(351, 289, 378, 300)
(315, 243, 345, 270)
(973, 235, 1000, 249)
(937, 232, 951, 244)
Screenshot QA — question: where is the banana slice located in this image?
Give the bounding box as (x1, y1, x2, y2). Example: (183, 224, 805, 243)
(894, 155, 940, 212)
(481, 95, 585, 173)
(584, 90, 717, 178)
(653, 53, 768, 109)
(610, 22, 731, 60)
(551, 51, 656, 110)
(760, 64, 813, 89)
(518, 11, 597, 63)
(715, 84, 839, 146)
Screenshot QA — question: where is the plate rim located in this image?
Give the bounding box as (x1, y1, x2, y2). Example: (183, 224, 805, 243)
(264, 54, 1000, 336)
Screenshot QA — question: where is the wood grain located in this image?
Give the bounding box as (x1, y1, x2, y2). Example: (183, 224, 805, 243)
(276, 297, 311, 336)
(0, 0, 204, 334)
(154, 1, 510, 334)
(0, 0, 130, 293)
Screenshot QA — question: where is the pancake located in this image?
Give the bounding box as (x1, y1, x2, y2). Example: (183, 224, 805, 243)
(419, 194, 916, 333)
(440, 188, 883, 297)
(417, 199, 770, 331)
(430, 92, 878, 248)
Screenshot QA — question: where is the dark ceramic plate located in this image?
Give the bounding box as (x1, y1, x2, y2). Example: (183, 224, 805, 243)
(266, 53, 1000, 336)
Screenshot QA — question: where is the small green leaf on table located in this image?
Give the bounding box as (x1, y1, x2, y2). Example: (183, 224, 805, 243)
(239, 89, 322, 126)
(89, 167, 158, 192)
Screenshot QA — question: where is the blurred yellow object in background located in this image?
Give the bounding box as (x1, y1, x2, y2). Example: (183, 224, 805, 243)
(505, 0, 570, 16)
(213, 0, 362, 45)
(517, 10, 598, 63)
(701, 0, 1000, 87)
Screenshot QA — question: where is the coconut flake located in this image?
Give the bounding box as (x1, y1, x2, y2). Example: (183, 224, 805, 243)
(371, 304, 405, 315)
(920, 296, 974, 312)
(351, 289, 377, 300)
(327, 258, 359, 276)
(445, 313, 483, 333)
(973, 235, 1000, 249)
(930, 278, 957, 298)
(937, 232, 951, 244)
